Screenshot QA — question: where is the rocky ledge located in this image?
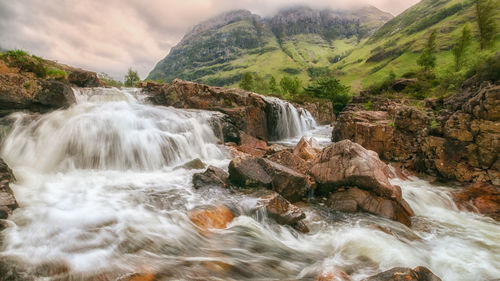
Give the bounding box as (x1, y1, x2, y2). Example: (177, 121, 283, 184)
(333, 83, 499, 186)
(0, 158, 18, 230)
(141, 79, 335, 141)
(0, 53, 103, 117)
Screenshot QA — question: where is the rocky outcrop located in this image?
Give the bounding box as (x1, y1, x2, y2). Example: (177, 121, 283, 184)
(228, 156, 310, 202)
(192, 166, 230, 189)
(454, 182, 500, 221)
(363, 266, 442, 281)
(301, 101, 335, 125)
(333, 83, 500, 185)
(311, 140, 414, 226)
(0, 158, 18, 225)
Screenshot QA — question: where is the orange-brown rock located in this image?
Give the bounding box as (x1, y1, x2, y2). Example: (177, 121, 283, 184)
(189, 205, 234, 232)
(127, 273, 156, 281)
(229, 156, 310, 202)
(266, 150, 309, 174)
(362, 266, 442, 281)
(236, 132, 268, 157)
(454, 182, 500, 221)
(256, 190, 307, 231)
(294, 136, 322, 161)
(311, 140, 414, 225)
(316, 268, 351, 281)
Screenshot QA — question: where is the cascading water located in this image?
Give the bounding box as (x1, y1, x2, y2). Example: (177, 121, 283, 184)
(0, 87, 499, 281)
(263, 96, 317, 140)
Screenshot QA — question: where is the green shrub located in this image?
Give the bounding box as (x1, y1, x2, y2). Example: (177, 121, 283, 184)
(362, 101, 372, 110)
(46, 68, 67, 80)
(304, 77, 351, 115)
(430, 119, 439, 130)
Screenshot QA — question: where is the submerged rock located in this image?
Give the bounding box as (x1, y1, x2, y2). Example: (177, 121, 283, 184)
(256, 190, 307, 233)
(188, 205, 234, 233)
(178, 158, 206, 170)
(362, 266, 442, 281)
(229, 156, 310, 202)
(192, 166, 230, 189)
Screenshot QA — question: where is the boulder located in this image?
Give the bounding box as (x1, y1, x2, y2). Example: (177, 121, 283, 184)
(229, 156, 310, 202)
(293, 136, 321, 161)
(454, 182, 500, 221)
(0, 158, 18, 222)
(209, 113, 240, 144)
(362, 266, 442, 281)
(327, 187, 412, 226)
(192, 166, 230, 189)
(311, 140, 401, 199)
(266, 150, 309, 174)
(178, 158, 206, 170)
(188, 205, 234, 233)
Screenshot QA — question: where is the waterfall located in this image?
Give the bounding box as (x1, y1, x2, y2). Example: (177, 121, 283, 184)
(263, 96, 317, 140)
(1, 87, 225, 172)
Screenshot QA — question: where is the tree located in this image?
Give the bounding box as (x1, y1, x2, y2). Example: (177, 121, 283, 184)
(476, 0, 498, 49)
(124, 68, 140, 87)
(269, 76, 279, 93)
(239, 72, 253, 91)
(304, 77, 351, 114)
(417, 30, 438, 71)
(279, 76, 301, 95)
(453, 24, 472, 71)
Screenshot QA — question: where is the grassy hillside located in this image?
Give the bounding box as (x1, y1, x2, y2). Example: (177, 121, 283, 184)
(333, 0, 500, 92)
(147, 7, 392, 87)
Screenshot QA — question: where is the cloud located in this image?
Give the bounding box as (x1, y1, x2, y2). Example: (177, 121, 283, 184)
(0, 0, 420, 80)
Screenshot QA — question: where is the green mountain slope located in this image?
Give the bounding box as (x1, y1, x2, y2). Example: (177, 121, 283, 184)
(333, 0, 500, 91)
(147, 7, 393, 86)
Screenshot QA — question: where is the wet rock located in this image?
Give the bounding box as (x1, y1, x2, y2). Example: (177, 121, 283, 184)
(143, 79, 270, 140)
(327, 187, 413, 226)
(301, 101, 335, 125)
(454, 182, 500, 221)
(311, 140, 401, 199)
(256, 190, 305, 225)
(236, 132, 268, 157)
(209, 113, 240, 144)
(362, 266, 442, 281)
(293, 136, 321, 161)
(311, 140, 414, 225)
(192, 166, 230, 189)
(229, 156, 310, 202)
(0, 158, 18, 222)
(127, 273, 156, 281)
(316, 268, 351, 281)
(189, 205, 234, 232)
(67, 69, 103, 87)
(179, 158, 206, 170)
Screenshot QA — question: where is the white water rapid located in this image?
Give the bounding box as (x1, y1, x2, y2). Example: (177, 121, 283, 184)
(0, 88, 499, 281)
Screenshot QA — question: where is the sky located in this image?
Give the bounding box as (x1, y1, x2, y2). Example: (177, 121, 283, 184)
(0, 0, 420, 80)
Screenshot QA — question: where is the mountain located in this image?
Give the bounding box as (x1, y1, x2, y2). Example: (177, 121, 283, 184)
(333, 0, 500, 90)
(147, 6, 393, 86)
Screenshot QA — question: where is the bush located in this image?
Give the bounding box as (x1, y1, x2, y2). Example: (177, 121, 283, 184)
(124, 68, 141, 87)
(47, 68, 67, 80)
(304, 77, 351, 114)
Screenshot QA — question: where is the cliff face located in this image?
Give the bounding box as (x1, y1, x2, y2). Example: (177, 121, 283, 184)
(147, 7, 393, 85)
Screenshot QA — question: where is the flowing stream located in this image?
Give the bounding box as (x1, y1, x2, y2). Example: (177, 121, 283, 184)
(0, 88, 499, 281)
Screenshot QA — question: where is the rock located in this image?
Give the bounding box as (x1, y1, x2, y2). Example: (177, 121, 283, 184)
(236, 132, 267, 157)
(293, 136, 321, 161)
(362, 266, 442, 281)
(454, 182, 500, 221)
(36, 80, 76, 108)
(311, 140, 401, 199)
(462, 84, 500, 121)
(229, 156, 310, 202)
(127, 273, 156, 281)
(316, 268, 351, 281)
(189, 205, 234, 232)
(178, 158, 206, 170)
(209, 113, 240, 144)
(392, 78, 418, 92)
(256, 190, 305, 225)
(311, 140, 413, 225)
(327, 187, 412, 226)
(143, 79, 270, 140)
(192, 166, 230, 189)
(301, 101, 336, 125)
(0, 158, 18, 222)
(0, 259, 34, 281)
(67, 69, 102, 87)
(266, 150, 309, 174)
